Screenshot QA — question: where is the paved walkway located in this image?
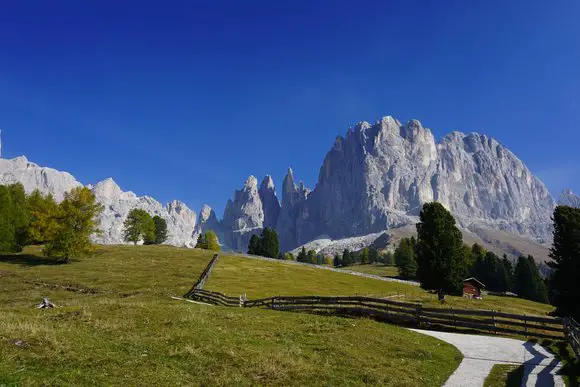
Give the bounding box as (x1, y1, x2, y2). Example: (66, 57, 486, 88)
(410, 329, 564, 387)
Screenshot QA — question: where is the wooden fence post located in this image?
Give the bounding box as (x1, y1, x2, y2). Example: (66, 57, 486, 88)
(524, 314, 527, 337)
(492, 310, 496, 335)
(415, 304, 422, 325)
(451, 307, 456, 329)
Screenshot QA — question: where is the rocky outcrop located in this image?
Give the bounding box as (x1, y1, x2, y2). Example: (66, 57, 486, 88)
(558, 189, 580, 208)
(276, 116, 555, 250)
(89, 178, 198, 247)
(193, 204, 223, 246)
(221, 176, 265, 250)
(220, 175, 284, 251)
(289, 232, 390, 257)
(0, 156, 82, 201)
(259, 175, 281, 229)
(0, 157, 198, 247)
(275, 168, 310, 250)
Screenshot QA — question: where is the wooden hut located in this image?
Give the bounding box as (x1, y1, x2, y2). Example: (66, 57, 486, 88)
(462, 277, 486, 299)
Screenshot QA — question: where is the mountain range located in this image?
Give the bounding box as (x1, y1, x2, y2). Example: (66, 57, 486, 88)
(1, 115, 578, 260)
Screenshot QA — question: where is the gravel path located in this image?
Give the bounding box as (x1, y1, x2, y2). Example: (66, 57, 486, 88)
(410, 329, 564, 387)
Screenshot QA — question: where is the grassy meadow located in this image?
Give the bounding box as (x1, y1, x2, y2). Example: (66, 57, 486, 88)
(0, 245, 463, 386)
(208, 255, 555, 316)
(341, 263, 400, 278)
(207, 255, 419, 299)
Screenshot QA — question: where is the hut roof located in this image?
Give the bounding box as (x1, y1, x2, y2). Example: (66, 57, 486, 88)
(463, 277, 486, 288)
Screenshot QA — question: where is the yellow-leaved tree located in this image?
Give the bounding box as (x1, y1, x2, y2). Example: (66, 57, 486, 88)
(44, 187, 103, 263)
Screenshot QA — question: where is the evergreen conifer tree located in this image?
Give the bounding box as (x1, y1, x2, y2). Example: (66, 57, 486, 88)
(416, 202, 467, 294)
(548, 205, 580, 320)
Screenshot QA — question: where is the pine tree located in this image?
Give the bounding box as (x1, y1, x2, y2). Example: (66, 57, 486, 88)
(383, 251, 395, 266)
(8, 184, 29, 249)
(297, 246, 307, 262)
(123, 209, 154, 245)
(342, 249, 352, 266)
(501, 254, 514, 291)
(152, 216, 168, 244)
(0, 185, 17, 253)
(548, 205, 580, 320)
(368, 247, 379, 264)
(471, 251, 510, 292)
(307, 249, 317, 264)
(44, 187, 103, 263)
(360, 248, 370, 264)
(514, 255, 548, 303)
(259, 227, 280, 258)
(197, 232, 208, 249)
(247, 234, 259, 255)
(395, 237, 418, 279)
(416, 202, 467, 295)
(333, 253, 342, 267)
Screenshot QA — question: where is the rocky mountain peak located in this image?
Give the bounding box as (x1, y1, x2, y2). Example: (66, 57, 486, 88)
(93, 178, 123, 199)
(274, 115, 556, 250)
(558, 189, 580, 208)
(245, 175, 259, 190)
(259, 175, 280, 229)
(221, 175, 265, 250)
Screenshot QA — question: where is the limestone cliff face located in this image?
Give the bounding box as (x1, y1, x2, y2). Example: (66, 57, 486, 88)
(275, 168, 310, 250)
(278, 116, 554, 250)
(86, 178, 198, 247)
(0, 157, 198, 247)
(0, 156, 82, 201)
(193, 204, 223, 246)
(221, 176, 265, 250)
(220, 175, 283, 251)
(558, 189, 580, 208)
(259, 175, 281, 229)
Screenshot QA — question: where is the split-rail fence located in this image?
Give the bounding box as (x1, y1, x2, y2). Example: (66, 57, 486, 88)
(185, 288, 566, 341)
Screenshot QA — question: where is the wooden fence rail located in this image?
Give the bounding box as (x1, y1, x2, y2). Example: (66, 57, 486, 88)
(184, 254, 220, 297)
(185, 289, 567, 341)
(564, 317, 580, 360)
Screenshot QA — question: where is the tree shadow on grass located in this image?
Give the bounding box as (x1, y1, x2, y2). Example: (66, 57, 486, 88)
(0, 254, 65, 266)
(530, 338, 580, 387)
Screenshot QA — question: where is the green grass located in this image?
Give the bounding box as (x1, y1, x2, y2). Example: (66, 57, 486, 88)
(0, 245, 463, 386)
(207, 255, 420, 299)
(405, 293, 555, 316)
(484, 364, 524, 387)
(342, 263, 400, 278)
(208, 255, 555, 317)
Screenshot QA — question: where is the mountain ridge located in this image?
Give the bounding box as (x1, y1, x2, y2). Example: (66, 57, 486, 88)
(0, 115, 568, 259)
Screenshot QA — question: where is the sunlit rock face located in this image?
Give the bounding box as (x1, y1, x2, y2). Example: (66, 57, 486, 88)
(219, 175, 283, 252)
(0, 156, 82, 201)
(0, 157, 198, 247)
(558, 189, 580, 208)
(270, 116, 554, 250)
(193, 204, 224, 247)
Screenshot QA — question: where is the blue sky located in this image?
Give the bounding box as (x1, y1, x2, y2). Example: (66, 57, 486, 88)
(1, 1, 579, 216)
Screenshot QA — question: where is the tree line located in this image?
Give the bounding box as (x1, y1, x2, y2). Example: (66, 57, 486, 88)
(386, 201, 580, 322)
(123, 208, 168, 245)
(243, 201, 579, 322)
(384, 203, 551, 303)
(0, 184, 102, 262)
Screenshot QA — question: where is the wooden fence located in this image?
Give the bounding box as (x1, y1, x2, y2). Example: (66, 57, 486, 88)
(564, 317, 580, 360)
(185, 289, 565, 341)
(184, 254, 219, 296)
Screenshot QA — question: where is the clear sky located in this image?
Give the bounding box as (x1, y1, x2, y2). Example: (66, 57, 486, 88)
(1, 1, 579, 216)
